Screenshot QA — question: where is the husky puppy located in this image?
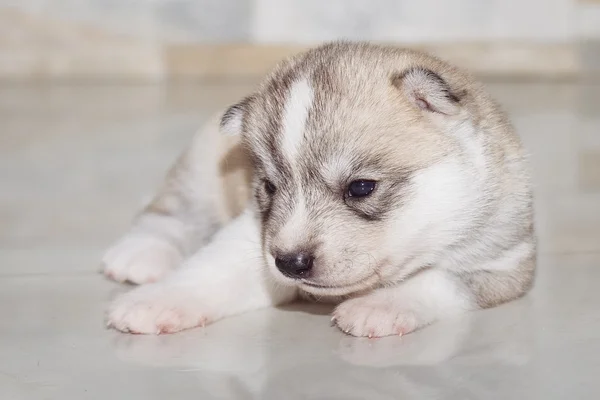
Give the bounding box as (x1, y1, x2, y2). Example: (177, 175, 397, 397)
(104, 42, 535, 337)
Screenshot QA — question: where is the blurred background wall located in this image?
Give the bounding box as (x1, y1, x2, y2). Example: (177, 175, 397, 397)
(1, 0, 599, 80)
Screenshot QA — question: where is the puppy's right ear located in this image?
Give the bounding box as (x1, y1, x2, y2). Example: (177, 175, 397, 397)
(220, 96, 253, 136)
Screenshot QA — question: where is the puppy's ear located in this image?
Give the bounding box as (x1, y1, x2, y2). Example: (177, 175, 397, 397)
(220, 96, 253, 136)
(393, 67, 462, 116)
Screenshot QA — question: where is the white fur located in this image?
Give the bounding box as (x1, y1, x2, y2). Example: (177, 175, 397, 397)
(102, 233, 182, 284)
(379, 157, 483, 282)
(451, 119, 488, 173)
(280, 78, 314, 162)
(333, 268, 471, 337)
(107, 210, 298, 334)
(102, 214, 187, 284)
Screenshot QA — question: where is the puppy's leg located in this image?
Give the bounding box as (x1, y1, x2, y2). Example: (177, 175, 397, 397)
(102, 115, 251, 284)
(107, 210, 298, 334)
(333, 247, 535, 337)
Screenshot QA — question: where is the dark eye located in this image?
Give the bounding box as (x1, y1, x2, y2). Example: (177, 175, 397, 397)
(264, 179, 276, 195)
(347, 180, 377, 198)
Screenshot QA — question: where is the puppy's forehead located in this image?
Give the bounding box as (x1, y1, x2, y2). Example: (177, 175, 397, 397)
(246, 49, 448, 176)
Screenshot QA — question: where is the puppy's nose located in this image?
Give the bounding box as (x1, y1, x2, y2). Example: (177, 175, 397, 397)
(275, 252, 314, 278)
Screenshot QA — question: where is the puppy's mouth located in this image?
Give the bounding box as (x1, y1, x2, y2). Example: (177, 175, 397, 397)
(300, 281, 342, 289)
(298, 273, 379, 295)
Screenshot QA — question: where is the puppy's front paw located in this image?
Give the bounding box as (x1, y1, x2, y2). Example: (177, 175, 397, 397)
(332, 297, 419, 338)
(102, 233, 182, 284)
(107, 284, 209, 334)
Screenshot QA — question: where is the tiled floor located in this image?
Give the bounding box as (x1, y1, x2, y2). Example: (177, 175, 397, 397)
(1, 81, 599, 399)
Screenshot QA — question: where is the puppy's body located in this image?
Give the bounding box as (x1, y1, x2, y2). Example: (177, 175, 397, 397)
(104, 42, 535, 337)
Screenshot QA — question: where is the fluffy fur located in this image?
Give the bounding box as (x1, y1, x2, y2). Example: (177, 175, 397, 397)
(104, 42, 535, 337)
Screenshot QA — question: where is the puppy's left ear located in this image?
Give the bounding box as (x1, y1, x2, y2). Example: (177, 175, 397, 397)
(393, 67, 462, 116)
(220, 96, 253, 136)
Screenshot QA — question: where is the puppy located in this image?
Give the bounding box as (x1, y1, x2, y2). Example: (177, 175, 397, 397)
(104, 42, 535, 337)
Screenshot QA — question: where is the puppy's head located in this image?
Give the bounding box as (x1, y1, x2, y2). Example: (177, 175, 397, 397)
(221, 42, 490, 296)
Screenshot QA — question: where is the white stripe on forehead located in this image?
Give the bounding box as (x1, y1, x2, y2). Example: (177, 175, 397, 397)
(280, 78, 314, 162)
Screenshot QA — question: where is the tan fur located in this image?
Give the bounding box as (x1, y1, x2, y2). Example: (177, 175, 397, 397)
(217, 135, 253, 220)
(144, 119, 251, 225)
(465, 251, 536, 309)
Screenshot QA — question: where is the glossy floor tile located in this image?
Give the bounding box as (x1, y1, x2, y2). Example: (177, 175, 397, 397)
(1, 81, 599, 399)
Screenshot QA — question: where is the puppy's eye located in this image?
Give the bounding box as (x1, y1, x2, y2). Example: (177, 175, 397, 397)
(347, 180, 377, 198)
(264, 179, 276, 195)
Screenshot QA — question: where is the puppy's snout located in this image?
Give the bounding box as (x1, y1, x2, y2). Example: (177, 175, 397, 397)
(274, 252, 314, 279)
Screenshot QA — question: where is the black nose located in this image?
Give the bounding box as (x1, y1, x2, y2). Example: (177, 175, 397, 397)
(275, 252, 314, 278)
